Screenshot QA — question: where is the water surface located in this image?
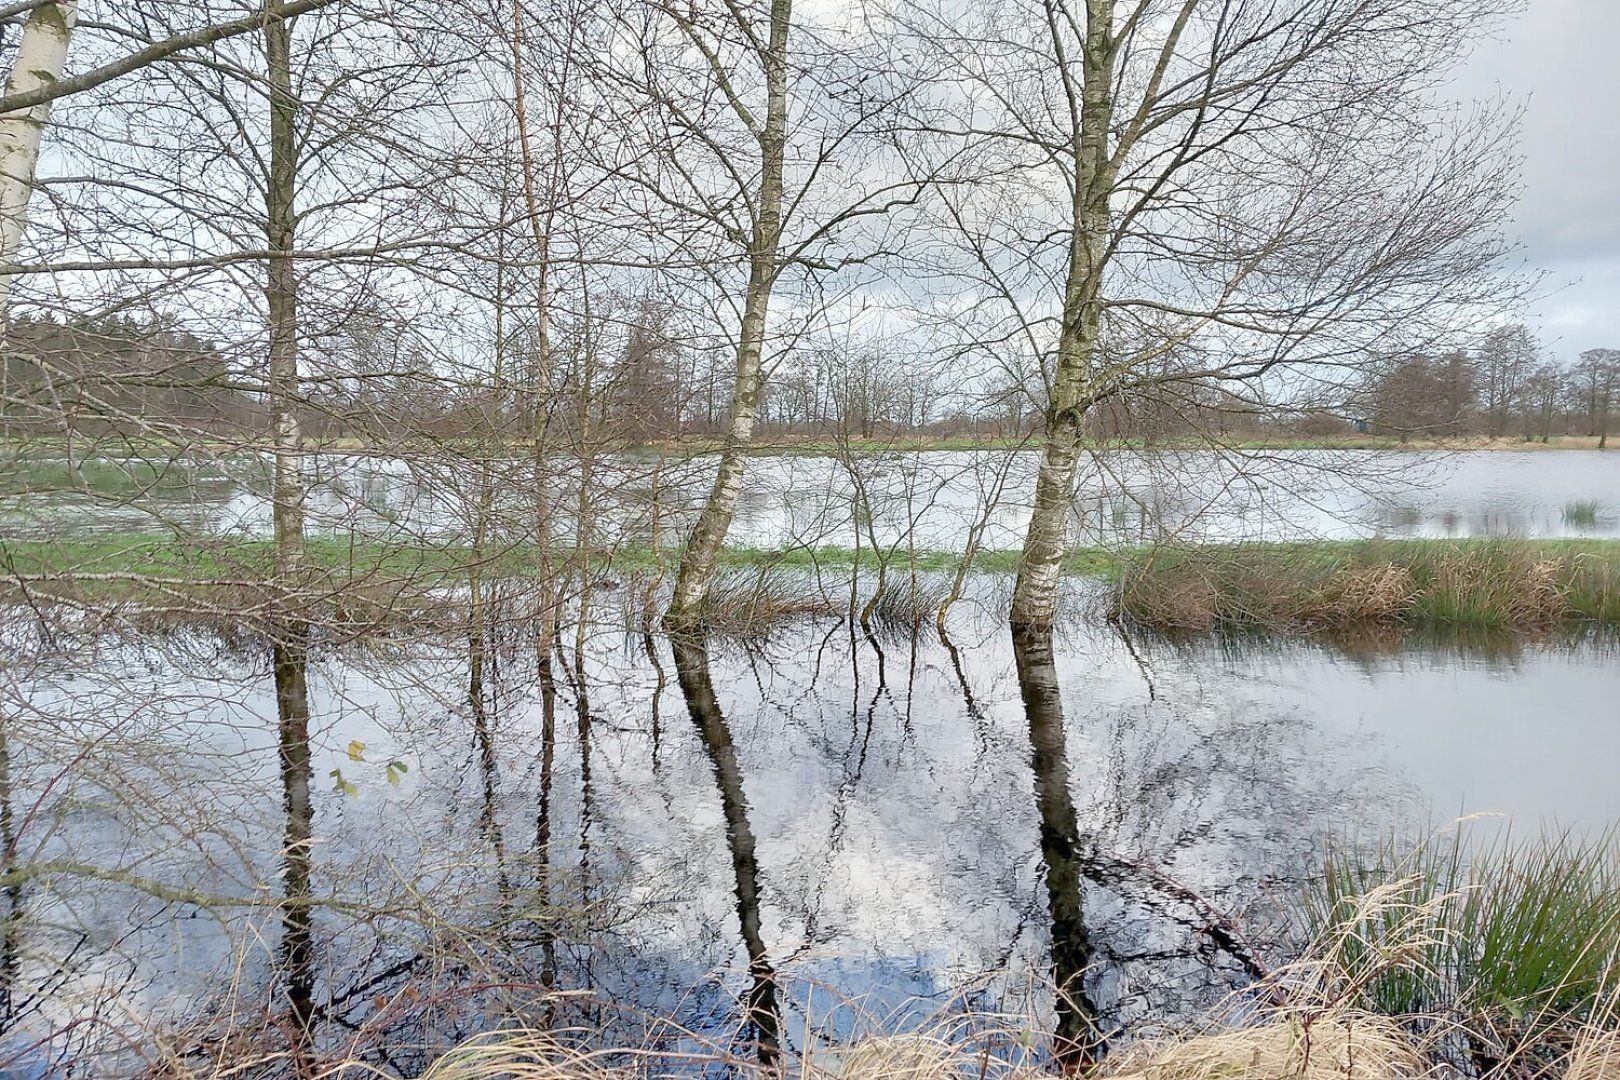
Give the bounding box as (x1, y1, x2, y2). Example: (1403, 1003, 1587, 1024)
(6, 449, 1618, 548)
(1, 583, 1615, 1073)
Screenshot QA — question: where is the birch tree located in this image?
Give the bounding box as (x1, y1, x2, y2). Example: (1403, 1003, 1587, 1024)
(0, 1, 350, 329)
(908, 0, 1523, 629)
(589, 0, 924, 626)
(262, 3, 314, 1054)
(664, 0, 786, 627)
(0, 0, 75, 325)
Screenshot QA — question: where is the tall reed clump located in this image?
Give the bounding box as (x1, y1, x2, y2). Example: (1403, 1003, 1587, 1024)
(696, 567, 842, 636)
(1564, 501, 1601, 529)
(863, 574, 954, 637)
(1301, 822, 1620, 1076)
(1113, 540, 1620, 634)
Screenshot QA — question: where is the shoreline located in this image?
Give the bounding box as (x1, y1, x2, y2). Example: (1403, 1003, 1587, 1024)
(2, 433, 1612, 458)
(5, 536, 1618, 637)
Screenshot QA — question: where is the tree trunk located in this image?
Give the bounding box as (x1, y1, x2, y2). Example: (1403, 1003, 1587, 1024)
(265, 4, 315, 1064)
(0, 716, 21, 1031)
(1010, 0, 1115, 632)
(1012, 625, 1100, 1066)
(664, 0, 790, 627)
(266, 1, 303, 580)
(670, 631, 782, 1065)
(508, 0, 563, 654)
(0, 2, 78, 324)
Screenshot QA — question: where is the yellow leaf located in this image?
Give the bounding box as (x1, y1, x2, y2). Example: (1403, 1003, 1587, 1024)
(347, 739, 366, 762)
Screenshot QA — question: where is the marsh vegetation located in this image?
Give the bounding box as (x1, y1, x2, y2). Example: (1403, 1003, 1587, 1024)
(0, 0, 1616, 1076)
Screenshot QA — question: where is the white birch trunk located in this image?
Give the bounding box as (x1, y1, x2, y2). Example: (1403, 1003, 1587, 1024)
(0, 1, 77, 323)
(1009, 0, 1115, 631)
(665, 0, 792, 628)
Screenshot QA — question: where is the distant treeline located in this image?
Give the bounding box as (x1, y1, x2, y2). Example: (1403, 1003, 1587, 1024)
(1360, 325, 1618, 444)
(4, 312, 1614, 447)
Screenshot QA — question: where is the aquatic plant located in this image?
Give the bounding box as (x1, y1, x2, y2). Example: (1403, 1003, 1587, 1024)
(1301, 822, 1620, 1072)
(864, 574, 954, 636)
(1565, 501, 1602, 528)
(695, 567, 841, 636)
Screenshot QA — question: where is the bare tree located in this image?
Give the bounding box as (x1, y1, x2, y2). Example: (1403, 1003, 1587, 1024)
(1576, 348, 1619, 449)
(0, 1, 74, 325)
(1520, 358, 1563, 443)
(1478, 322, 1537, 437)
(585, 0, 924, 625)
(908, 0, 1522, 629)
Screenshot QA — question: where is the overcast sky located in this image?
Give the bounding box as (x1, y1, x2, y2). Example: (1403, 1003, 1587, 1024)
(1453, 0, 1620, 357)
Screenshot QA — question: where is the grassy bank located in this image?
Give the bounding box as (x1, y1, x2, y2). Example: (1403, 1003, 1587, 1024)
(0, 534, 1128, 584)
(8, 535, 1620, 636)
(1115, 538, 1620, 634)
(1304, 824, 1620, 1076)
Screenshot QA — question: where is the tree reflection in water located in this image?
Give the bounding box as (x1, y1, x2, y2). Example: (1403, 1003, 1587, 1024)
(273, 630, 316, 1074)
(1012, 624, 1102, 1067)
(0, 585, 1505, 1071)
(671, 630, 783, 1067)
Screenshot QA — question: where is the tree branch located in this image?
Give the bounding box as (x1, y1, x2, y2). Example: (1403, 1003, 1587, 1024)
(0, 0, 338, 116)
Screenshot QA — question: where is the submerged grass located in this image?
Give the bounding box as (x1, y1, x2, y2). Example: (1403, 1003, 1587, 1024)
(1565, 501, 1602, 528)
(695, 568, 843, 635)
(1114, 538, 1620, 634)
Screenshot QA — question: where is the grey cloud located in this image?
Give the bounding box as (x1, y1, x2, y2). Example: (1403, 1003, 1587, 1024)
(1452, 0, 1620, 353)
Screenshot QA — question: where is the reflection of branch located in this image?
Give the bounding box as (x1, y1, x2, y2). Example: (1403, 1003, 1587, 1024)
(1105, 611, 1156, 702)
(0, 860, 376, 917)
(1081, 848, 1277, 992)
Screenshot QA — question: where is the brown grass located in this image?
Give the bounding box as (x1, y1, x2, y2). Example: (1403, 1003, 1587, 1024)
(696, 569, 842, 636)
(1106, 1016, 1426, 1080)
(403, 1016, 1434, 1080)
(1114, 540, 1620, 635)
(1566, 1030, 1620, 1080)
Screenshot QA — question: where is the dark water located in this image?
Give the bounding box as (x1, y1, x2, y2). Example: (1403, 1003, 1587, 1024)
(0, 581, 1617, 1074)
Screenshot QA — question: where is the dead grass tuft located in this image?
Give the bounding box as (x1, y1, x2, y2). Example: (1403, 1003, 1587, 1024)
(1114, 540, 1619, 636)
(419, 1031, 634, 1080)
(1308, 562, 1415, 627)
(1566, 1030, 1620, 1080)
(1106, 1015, 1426, 1080)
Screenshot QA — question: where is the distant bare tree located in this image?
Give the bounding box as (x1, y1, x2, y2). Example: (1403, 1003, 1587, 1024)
(1478, 323, 1538, 437)
(1520, 360, 1563, 443)
(1576, 348, 1620, 449)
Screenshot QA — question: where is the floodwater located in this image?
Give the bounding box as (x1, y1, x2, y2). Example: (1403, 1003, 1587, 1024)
(6, 448, 1620, 547)
(1, 577, 1617, 1074)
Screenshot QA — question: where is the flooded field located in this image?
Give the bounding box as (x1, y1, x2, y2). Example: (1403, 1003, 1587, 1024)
(1, 574, 1616, 1074)
(6, 448, 1618, 548)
